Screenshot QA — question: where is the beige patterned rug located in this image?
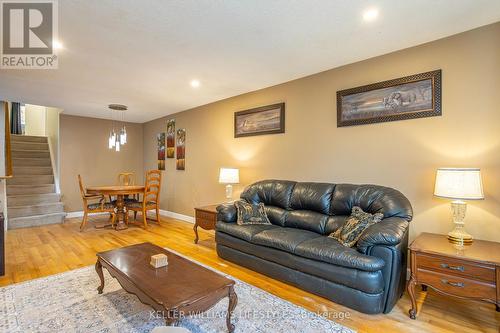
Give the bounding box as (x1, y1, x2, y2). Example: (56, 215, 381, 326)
(0, 252, 354, 333)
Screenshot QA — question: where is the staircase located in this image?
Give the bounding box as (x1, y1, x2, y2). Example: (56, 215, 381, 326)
(6, 135, 66, 229)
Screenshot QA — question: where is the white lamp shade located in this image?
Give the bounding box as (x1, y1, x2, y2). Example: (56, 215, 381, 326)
(434, 168, 484, 200)
(219, 168, 239, 184)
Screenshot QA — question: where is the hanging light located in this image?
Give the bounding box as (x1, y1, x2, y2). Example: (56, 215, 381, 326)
(115, 133, 120, 151)
(107, 104, 128, 151)
(108, 132, 114, 149)
(120, 126, 127, 144)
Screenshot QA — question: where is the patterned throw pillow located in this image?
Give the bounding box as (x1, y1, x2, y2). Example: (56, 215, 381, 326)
(329, 206, 383, 247)
(235, 200, 272, 226)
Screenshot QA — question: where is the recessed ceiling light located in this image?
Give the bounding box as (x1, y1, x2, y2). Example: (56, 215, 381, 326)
(190, 79, 200, 88)
(363, 8, 379, 22)
(53, 40, 63, 50)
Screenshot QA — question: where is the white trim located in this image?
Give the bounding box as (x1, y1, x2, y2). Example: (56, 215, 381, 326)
(65, 209, 195, 224)
(159, 209, 195, 224)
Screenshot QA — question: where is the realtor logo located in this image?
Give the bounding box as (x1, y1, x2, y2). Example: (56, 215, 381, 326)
(1, 0, 58, 69)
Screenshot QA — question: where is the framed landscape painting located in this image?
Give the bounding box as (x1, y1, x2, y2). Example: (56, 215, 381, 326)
(337, 70, 441, 127)
(157, 132, 165, 170)
(234, 103, 285, 137)
(166, 119, 175, 158)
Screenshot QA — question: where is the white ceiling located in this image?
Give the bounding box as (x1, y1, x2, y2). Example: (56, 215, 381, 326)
(1, 0, 499, 123)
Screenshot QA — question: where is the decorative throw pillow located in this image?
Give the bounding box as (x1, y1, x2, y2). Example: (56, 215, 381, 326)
(329, 206, 383, 247)
(234, 200, 271, 226)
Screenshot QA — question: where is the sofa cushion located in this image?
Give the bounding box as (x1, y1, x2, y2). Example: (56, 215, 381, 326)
(216, 231, 384, 294)
(290, 182, 335, 214)
(251, 227, 320, 253)
(216, 221, 278, 242)
(264, 205, 288, 226)
(241, 179, 296, 209)
(330, 184, 412, 220)
(324, 215, 348, 235)
(294, 236, 385, 272)
(283, 210, 329, 234)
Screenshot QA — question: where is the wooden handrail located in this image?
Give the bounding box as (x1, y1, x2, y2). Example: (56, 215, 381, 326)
(1, 102, 12, 179)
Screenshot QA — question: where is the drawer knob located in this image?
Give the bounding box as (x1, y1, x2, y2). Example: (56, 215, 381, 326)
(440, 263, 465, 272)
(441, 279, 464, 288)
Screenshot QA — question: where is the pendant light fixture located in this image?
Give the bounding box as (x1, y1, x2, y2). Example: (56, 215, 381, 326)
(108, 104, 127, 151)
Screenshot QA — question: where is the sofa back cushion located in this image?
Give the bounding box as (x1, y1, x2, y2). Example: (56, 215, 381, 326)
(241, 180, 296, 209)
(240, 180, 413, 235)
(289, 182, 335, 214)
(330, 184, 413, 220)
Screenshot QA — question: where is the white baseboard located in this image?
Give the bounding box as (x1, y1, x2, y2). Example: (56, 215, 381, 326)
(65, 209, 195, 224)
(159, 209, 195, 224)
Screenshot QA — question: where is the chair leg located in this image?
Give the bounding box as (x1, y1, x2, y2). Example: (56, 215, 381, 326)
(155, 207, 160, 223)
(80, 211, 88, 231)
(142, 209, 148, 229)
(111, 212, 116, 227)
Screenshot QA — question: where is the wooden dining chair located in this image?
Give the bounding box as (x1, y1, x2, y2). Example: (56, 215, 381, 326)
(109, 172, 139, 204)
(78, 174, 116, 231)
(125, 170, 162, 229)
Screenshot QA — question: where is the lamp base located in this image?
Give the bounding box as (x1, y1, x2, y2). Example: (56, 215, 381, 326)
(447, 200, 473, 245)
(447, 233, 473, 245)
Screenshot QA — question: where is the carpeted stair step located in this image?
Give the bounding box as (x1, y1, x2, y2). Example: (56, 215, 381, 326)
(11, 141, 49, 151)
(8, 202, 64, 218)
(13, 157, 52, 167)
(13, 166, 53, 175)
(7, 193, 61, 206)
(7, 174, 54, 185)
(11, 149, 50, 159)
(11, 135, 48, 143)
(6, 184, 55, 195)
(8, 212, 67, 229)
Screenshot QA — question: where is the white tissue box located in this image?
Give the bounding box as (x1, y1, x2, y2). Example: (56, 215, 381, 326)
(150, 254, 168, 268)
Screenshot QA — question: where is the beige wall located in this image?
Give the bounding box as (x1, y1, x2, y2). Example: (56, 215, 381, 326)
(142, 23, 500, 242)
(25, 104, 46, 136)
(60, 115, 144, 212)
(45, 107, 61, 192)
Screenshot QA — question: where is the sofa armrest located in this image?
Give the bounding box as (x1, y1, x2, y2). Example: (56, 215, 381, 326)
(356, 217, 409, 253)
(216, 203, 237, 223)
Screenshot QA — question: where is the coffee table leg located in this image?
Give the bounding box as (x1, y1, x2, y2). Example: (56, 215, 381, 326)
(95, 260, 105, 294)
(226, 286, 237, 333)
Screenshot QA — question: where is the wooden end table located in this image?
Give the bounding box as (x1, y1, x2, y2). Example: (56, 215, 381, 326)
(95, 242, 237, 331)
(407, 232, 500, 319)
(194, 204, 219, 244)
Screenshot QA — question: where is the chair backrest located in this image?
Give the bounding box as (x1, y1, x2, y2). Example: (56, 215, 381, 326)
(118, 172, 135, 186)
(77, 174, 86, 199)
(144, 170, 162, 204)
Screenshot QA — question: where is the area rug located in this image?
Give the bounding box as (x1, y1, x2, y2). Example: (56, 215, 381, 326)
(0, 251, 354, 333)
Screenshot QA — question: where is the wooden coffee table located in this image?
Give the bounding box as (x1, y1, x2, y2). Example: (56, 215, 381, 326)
(95, 242, 237, 332)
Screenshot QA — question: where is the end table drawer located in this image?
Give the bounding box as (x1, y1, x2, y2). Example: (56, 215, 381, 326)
(416, 253, 496, 282)
(417, 268, 496, 301)
(196, 211, 216, 221)
(196, 217, 215, 230)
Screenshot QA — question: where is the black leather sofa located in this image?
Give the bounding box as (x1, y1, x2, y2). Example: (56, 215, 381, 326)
(215, 180, 413, 314)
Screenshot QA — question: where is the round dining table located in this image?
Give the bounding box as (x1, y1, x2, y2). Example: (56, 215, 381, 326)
(86, 185, 145, 230)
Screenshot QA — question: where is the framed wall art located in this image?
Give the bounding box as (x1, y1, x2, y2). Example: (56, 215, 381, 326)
(157, 132, 165, 170)
(166, 119, 175, 158)
(176, 128, 185, 170)
(337, 70, 441, 127)
(234, 103, 285, 137)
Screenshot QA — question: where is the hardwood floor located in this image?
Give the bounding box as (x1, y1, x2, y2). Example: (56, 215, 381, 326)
(1, 215, 498, 333)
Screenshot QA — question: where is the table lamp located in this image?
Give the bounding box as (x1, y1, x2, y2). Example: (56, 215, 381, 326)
(434, 168, 484, 244)
(219, 168, 239, 200)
